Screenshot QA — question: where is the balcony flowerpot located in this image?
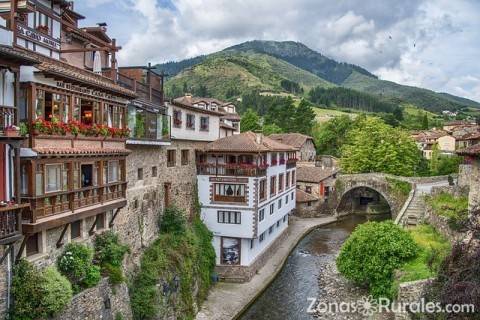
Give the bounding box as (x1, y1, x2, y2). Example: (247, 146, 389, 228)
(5, 130, 20, 137)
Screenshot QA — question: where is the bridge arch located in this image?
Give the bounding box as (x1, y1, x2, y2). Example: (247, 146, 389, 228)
(334, 174, 413, 219)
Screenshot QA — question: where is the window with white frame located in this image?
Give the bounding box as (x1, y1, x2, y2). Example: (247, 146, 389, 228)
(259, 208, 265, 222)
(270, 203, 274, 215)
(45, 164, 66, 193)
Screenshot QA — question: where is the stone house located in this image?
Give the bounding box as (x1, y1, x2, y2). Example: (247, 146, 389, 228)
(295, 188, 321, 217)
(457, 144, 480, 212)
(295, 166, 338, 216)
(197, 132, 297, 282)
(269, 133, 316, 163)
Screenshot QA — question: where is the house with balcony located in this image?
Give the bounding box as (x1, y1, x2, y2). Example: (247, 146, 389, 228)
(197, 132, 297, 282)
(0, 1, 136, 262)
(269, 133, 316, 163)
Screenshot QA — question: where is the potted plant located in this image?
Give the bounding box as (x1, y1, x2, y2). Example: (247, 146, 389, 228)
(5, 125, 20, 137)
(32, 118, 50, 135)
(67, 120, 80, 137)
(19, 122, 29, 137)
(97, 125, 109, 139)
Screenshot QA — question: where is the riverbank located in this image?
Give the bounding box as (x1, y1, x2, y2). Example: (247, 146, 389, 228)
(195, 215, 337, 320)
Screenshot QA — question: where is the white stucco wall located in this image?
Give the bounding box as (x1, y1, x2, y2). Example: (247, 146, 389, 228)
(168, 103, 221, 142)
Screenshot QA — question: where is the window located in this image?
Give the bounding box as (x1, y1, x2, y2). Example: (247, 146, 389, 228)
(286, 195, 289, 204)
(181, 150, 189, 165)
(71, 220, 82, 239)
(96, 213, 106, 230)
(291, 192, 294, 200)
(278, 198, 282, 209)
(137, 168, 143, 180)
(325, 186, 330, 197)
(259, 232, 265, 242)
(200, 116, 209, 131)
(106, 160, 120, 183)
(292, 170, 296, 185)
(214, 184, 246, 203)
(283, 215, 287, 223)
(259, 208, 265, 222)
(271, 153, 278, 166)
(250, 239, 254, 249)
(270, 203, 274, 215)
(279, 153, 285, 165)
(45, 164, 66, 193)
(186, 114, 195, 129)
(152, 166, 157, 177)
(306, 186, 312, 194)
(269, 225, 274, 234)
(218, 211, 241, 224)
(36, 12, 52, 35)
(221, 237, 240, 265)
(307, 201, 312, 207)
(286, 172, 290, 188)
(279, 174, 284, 192)
(259, 179, 267, 201)
(277, 220, 280, 228)
(270, 176, 276, 196)
(26, 232, 40, 257)
(167, 150, 176, 167)
(173, 110, 182, 128)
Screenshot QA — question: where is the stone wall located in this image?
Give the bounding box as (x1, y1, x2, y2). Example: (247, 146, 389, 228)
(215, 228, 289, 283)
(468, 158, 480, 212)
(395, 278, 433, 320)
(114, 139, 207, 271)
(54, 278, 132, 320)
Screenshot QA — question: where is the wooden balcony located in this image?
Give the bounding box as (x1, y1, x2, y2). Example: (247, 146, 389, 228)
(197, 163, 267, 177)
(286, 158, 298, 169)
(22, 182, 127, 229)
(213, 195, 246, 203)
(0, 204, 29, 245)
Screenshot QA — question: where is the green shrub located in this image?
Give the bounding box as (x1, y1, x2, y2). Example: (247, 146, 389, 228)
(160, 206, 187, 234)
(336, 221, 418, 298)
(11, 260, 72, 319)
(94, 231, 129, 284)
(386, 177, 412, 197)
(425, 192, 469, 230)
(57, 243, 101, 293)
(131, 209, 215, 320)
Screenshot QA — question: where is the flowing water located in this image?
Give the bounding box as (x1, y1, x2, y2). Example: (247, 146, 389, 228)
(239, 214, 390, 320)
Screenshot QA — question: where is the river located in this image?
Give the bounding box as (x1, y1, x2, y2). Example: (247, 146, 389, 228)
(239, 214, 390, 320)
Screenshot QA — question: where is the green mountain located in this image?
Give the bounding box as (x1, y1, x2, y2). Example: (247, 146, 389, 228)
(157, 40, 480, 113)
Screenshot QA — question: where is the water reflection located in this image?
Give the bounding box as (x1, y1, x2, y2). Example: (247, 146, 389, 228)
(239, 215, 390, 320)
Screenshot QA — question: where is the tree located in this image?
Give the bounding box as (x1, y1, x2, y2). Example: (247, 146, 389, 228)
(337, 221, 418, 298)
(263, 123, 283, 135)
(340, 117, 422, 176)
(240, 108, 261, 132)
(422, 113, 429, 129)
(311, 115, 357, 157)
(429, 143, 440, 175)
(292, 99, 316, 135)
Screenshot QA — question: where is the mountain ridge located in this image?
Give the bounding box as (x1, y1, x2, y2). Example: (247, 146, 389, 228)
(157, 40, 480, 113)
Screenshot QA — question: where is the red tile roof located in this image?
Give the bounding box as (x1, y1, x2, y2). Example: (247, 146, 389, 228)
(296, 166, 337, 183)
(296, 189, 320, 203)
(269, 133, 315, 149)
(457, 143, 480, 156)
(0, 45, 39, 65)
(204, 131, 297, 153)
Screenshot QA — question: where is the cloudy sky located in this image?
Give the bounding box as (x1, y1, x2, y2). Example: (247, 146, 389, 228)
(76, 0, 480, 102)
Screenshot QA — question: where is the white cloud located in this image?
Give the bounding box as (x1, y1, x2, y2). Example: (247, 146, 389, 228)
(75, 0, 480, 102)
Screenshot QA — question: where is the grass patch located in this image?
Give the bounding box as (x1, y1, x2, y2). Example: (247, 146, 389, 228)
(386, 177, 412, 197)
(425, 192, 469, 230)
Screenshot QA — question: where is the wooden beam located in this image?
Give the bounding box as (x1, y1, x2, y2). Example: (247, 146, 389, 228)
(56, 223, 69, 248)
(108, 208, 120, 228)
(60, 47, 120, 54)
(15, 235, 27, 263)
(89, 214, 99, 235)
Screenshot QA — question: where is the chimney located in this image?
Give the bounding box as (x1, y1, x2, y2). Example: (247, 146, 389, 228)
(255, 131, 263, 145)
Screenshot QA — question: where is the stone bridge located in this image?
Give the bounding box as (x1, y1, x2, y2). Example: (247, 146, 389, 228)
(334, 173, 413, 219)
(334, 173, 452, 220)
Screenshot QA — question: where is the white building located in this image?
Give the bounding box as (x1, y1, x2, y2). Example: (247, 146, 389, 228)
(197, 132, 298, 282)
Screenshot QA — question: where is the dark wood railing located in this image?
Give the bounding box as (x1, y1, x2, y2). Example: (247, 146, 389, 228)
(0, 204, 28, 242)
(22, 182, 127, 223)
(197, 163, 267, 177)
(0, 105, 15, 135)
(213, 195, 246, 203)
(286, 158, 298, 169)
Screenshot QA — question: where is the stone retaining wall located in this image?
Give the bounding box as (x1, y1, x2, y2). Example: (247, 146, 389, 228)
(395, 278, 433, 320)
(54, 278, 132, 320)
(215, 228, 289, 283)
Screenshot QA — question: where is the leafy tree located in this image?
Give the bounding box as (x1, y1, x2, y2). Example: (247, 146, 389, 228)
(182, 82, 188, 94)
(430, 143, 440, 174)
(195, 84, 209, 97)
(337, 221, 418, 298)
(263, 123, 283, 135)
(435, 155, 463, 176)
(311, 115, 357, 157)
(393, 106, 404, 121)
(340, 117, 422, 176)
(292, 99, 316, 135)
(240, 108, 262, 132)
